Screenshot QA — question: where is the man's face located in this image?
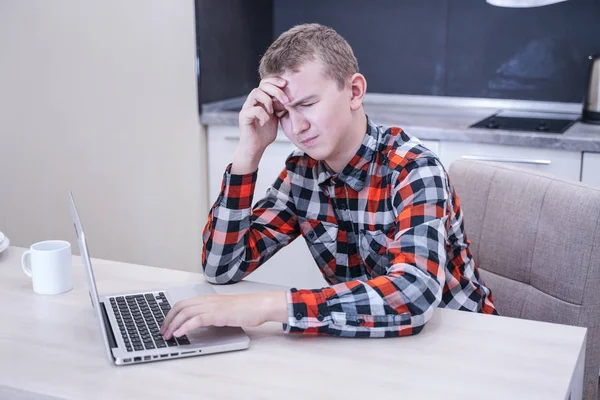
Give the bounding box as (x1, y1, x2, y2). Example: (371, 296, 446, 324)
(272, 60, 353, 162)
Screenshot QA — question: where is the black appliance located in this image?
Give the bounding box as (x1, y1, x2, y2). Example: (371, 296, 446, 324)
(582, 54, 600, 124)
(470, 110, 579, 134)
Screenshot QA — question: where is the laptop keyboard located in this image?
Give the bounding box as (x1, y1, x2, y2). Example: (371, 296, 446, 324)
(109, 292, 190, 352)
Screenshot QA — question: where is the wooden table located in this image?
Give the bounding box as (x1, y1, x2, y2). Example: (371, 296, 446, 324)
(0, 246, 587, 399)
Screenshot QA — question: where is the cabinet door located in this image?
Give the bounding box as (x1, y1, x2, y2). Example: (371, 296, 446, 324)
(207, 126, 296, 202)
(206, 125, 328, 288)
(582, 152, 600, 188)
(440, 141, 582, 182)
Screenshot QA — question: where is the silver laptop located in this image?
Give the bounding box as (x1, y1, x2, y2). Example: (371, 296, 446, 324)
(69, 192, 250, 365)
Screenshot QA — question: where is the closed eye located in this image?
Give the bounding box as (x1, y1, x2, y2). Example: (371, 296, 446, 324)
(300, 102, 316, 108)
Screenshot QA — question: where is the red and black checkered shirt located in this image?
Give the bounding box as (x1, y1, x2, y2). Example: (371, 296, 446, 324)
(202, 117, 497, 337)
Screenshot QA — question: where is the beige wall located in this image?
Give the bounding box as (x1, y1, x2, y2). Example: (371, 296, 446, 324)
(0, 0, 208, 272)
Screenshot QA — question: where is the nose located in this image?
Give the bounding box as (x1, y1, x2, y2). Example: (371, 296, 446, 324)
(289, 110, 309, 136)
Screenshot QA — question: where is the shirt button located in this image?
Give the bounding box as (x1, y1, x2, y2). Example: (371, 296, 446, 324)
(295, 313, 303, 321)
(317, 314, 324, 322)
(307, 231, 316, 240)
(358, 318, 365, 324)
(338, 203, 347, 210)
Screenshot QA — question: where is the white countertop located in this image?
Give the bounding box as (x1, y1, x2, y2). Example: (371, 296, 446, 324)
(200, 93, 600, 152)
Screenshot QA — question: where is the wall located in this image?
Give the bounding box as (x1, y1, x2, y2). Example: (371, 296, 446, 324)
(271, 0, 600, 102)
(0, 0, 207, 272)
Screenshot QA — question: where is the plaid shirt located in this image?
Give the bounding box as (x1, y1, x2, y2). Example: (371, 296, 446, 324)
(202, 116, 497, 337)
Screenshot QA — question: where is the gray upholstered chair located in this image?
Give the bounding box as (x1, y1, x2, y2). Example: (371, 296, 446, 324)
(448, 159, 600, 400)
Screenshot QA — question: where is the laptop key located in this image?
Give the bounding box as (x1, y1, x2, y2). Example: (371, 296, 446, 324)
(156, 342, 166, 348)
(126, 346, 133, 352)
(166, 339, 178, 347)
(177, 337, 190, 345)
(144, 343, 155, 350)
(134, 345, 144, 351)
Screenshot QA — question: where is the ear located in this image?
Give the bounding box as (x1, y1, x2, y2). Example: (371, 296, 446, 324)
(349, 73, 367, 111)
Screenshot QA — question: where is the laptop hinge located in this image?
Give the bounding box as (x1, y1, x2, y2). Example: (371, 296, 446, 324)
(100, 301, 118, 349)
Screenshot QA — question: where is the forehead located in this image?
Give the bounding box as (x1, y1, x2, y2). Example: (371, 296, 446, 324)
(279, 60, 335, 100)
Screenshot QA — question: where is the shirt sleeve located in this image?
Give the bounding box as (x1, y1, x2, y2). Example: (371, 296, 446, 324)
(283, 155, 449, 337)
(202, 163, 300, 284)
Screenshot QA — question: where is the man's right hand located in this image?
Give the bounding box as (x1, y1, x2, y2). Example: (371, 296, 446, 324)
(231, 77, 289, 175)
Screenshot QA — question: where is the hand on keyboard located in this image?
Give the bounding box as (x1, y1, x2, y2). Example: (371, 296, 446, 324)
(160, 291, 288, 340)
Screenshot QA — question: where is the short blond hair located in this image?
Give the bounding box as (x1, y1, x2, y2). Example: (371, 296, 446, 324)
(258, 23, 359, 89)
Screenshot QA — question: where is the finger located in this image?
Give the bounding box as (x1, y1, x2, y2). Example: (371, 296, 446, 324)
(160, 297, 203, 334)
(239, 106, 270, 127)
(249, 89, 275, 114)
(260, 76, 287, 88)
(163, 304, 205, 340)
(242, 88, 272, 112)
(173, 315, 208, 338)
(160, 301, 184, 334)
(258, 81, 289, 105)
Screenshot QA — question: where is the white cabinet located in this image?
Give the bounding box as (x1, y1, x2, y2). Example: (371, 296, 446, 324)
(207, 126, 295, 205)
(420, 139, 440, 158)
(207, 125, 328, 289)
(581, 152, 600, 188)
(439, 141, 582, 182)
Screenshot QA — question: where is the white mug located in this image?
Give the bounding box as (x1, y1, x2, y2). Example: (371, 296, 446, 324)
(21, 240, 74, 295)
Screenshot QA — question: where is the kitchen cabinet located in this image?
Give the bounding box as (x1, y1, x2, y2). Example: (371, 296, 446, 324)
(207, 125, 328, 288)
(420, 140, 440, 157)
(581, 152, 600, 188)
(206, 125, 587, 287)
(439, 141, 582, 182)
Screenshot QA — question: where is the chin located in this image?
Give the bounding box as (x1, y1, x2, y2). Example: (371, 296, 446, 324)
(303, 147, 330, 161)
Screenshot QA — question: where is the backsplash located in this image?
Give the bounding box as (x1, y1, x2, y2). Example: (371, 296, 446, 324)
(195, 0, 600, 105)
(274, 0, 600, 103)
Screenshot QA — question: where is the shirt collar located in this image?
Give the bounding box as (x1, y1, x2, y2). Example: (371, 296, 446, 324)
(316, 115, 379, 192)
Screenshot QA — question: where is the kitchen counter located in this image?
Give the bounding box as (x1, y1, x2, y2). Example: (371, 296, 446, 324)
(201, 94, 600, 153)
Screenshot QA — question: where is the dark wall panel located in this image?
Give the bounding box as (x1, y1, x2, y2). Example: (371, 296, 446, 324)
(195, 1, 600, 106)
(196, 0, 273, 104)
(273, 0, 600, 102)
(445, 1, 600, 102)
(274, 0, 448, 96)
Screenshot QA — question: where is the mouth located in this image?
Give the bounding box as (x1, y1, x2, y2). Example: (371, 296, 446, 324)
(299, 136, 318, 146)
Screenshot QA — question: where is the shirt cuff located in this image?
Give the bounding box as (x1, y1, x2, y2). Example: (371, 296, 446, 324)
(218, 163, 257, 209)
(282, 288, 332, 334)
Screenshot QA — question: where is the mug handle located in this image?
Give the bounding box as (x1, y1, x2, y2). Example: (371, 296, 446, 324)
(21, 250, 33, 277)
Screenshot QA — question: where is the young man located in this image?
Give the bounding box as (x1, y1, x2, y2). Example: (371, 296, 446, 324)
(161, 23, 497, 340)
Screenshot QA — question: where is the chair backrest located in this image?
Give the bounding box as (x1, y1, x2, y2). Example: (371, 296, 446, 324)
(448, 159, 600, 400)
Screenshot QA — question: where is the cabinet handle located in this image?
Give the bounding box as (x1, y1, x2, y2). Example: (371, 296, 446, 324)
(461, 155, 551, 165)
(224, 135, 291, 144)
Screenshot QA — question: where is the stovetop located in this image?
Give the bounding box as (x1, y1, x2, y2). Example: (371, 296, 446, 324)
(470, 110, 580, 134)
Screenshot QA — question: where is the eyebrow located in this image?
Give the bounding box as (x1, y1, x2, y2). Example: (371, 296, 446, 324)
(286, 94, 319, 108)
